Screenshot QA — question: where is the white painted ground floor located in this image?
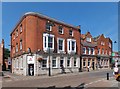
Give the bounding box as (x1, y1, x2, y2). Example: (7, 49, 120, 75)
(12, 53, 110, 76)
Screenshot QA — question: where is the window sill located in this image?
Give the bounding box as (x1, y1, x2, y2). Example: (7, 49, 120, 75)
(20, 68, 23, 70)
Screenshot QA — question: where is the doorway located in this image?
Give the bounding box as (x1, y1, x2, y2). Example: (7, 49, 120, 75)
(92, 62, 95, 70)
(28, 64, 34, 76)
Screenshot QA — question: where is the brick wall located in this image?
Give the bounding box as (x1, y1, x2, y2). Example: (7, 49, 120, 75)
(11, 13, 81, 58)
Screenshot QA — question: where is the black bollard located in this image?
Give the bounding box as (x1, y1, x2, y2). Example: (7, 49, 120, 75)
(107, 73, 109, 80)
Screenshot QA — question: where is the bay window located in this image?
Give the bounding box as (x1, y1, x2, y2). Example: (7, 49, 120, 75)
(67, 39, 76, 54)
(48, 36, 53, 48)
(43, 33, 54, 52)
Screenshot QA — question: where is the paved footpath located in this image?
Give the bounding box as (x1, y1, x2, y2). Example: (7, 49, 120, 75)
(2, 68, 120, 88)
(2, 68, 112, 82)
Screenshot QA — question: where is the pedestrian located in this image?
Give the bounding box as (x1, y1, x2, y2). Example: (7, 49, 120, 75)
(87, 65, 90, 72)
(113, 66, 119, 75)
(61, 65, 66, 74)
(30, 66, 33, 76)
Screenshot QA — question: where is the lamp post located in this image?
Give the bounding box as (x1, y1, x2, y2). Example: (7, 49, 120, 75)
(114, 41, 117, 67)
(48, 21, 51, 76)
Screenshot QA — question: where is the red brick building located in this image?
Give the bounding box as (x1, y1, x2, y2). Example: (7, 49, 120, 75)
(81, 32, 112, 71)
(81, 32, 98, 71)
(94, 34, 112, 68)
(10, 12, 81, 76)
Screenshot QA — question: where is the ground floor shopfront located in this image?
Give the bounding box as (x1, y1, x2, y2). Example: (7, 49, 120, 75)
(12, 52, 80, 76)
(81, 55, 110, 71)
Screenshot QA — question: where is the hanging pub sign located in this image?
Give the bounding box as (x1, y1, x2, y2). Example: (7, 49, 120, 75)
(27, 56, 35, 64)
(8, 57, 11, 65)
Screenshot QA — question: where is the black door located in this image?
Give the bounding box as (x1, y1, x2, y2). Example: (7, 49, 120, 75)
(28, 64, 34, 76)
(92, 62, 95, 70)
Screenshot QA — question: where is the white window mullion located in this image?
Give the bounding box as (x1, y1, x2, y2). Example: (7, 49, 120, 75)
(63, 39, 65, 52)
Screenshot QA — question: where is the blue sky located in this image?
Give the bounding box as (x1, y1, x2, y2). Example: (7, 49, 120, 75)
(2, 2, 118, 51)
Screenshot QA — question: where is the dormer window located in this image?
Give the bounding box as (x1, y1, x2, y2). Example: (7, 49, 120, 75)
(58, 26, 64, 34)
(46, 22, 52, 31)
(101, 41, 105, 46)
(86, 37, 91, 42)
(69, 30, 73, 36)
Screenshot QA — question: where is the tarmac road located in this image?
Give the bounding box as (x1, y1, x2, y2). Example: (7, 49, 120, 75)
(2, 69, 119, 88)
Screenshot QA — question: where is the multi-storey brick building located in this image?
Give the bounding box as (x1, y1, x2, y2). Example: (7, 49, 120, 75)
(81, 32, 98, 71)
(94, 34, 112, 68)
(81, 32, 112, 71)
(10, 12, 81, 76)
(0, 39, 4, 71)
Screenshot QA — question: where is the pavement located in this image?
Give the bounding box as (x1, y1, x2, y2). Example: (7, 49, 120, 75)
(2, 68, 112, 82)
(1, 68, 120, 88)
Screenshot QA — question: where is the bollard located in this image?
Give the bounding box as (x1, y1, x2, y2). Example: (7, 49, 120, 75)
(107, 73, 109, 80)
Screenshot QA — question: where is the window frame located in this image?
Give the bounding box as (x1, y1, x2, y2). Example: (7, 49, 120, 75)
(86, 37, 91, 42)
(46, 23, 52, 31)
(69, 30, 73, 36)
(42, 57, 47, 68)
(20, 39, 22, 50)
(58, 26, 64, 34)
(52, 57, 57, 68)
(20, 24, 23, 33)
(83, 47, 86, 54)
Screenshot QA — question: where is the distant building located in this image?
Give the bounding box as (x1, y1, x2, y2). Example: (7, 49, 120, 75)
(81, 32, 98, 71)
(112, 52, 120, 66)
(0, 39, 4, 71)
(10, 12, 81, 76)
(94, 34, 112, 68)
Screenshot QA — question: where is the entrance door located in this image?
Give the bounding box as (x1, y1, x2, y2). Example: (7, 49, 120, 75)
(28, 64, 34, 76)
(92, 62, 95, 70)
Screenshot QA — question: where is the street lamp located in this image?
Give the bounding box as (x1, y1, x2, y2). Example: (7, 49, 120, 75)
(48, 21, 51, 76)
(79, 26, 82, 72)
(114, 41, 118, 67)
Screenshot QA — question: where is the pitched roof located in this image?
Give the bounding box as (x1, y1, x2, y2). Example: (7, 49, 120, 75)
(10, 12, 80, 35)
(82, 42, 97, 47)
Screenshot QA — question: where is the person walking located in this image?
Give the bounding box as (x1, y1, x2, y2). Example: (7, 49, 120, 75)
(30, 66, 33, 76)
(87, 65, 90, 72)
(61, 65, 66, 74)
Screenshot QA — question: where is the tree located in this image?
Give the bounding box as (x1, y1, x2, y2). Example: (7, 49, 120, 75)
(4, 48, 10, 59)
